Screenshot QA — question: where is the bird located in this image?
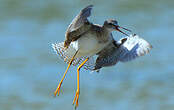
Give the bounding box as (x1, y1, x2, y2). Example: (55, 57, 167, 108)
(52, 5, 152, 109)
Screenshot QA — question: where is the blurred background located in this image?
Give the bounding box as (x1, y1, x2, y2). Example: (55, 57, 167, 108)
(0, 0, 174, 110)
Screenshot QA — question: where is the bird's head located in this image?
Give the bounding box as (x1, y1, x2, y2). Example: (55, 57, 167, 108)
(104, 19, 131, 36)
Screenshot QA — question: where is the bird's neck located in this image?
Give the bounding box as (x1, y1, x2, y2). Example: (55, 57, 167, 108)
(94, 26, 112, 43)
(102, 25, 112, 35)
(102, 25, 113, 33)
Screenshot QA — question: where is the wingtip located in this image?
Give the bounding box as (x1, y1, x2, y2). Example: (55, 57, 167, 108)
(83, 4, 93, 11)
(79, 4, 94, 18)
(87, 4, 94, 8)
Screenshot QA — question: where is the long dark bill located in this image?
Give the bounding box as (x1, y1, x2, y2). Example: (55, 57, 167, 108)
(115, 26, 131, 36)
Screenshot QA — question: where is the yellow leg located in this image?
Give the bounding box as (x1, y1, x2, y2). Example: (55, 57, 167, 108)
(73, 58, 89, 109)
(54, 51, 78, 96)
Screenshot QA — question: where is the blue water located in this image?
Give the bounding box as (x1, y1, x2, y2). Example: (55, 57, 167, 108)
(0, 0, 174, 110)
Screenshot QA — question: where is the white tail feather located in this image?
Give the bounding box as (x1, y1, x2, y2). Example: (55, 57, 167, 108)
(52, 42, 95, 70)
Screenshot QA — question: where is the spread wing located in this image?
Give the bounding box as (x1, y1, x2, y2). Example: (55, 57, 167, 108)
(64, 5, 93, 48)
(118, 34, 152, 62)
(67, 5, 93, 32)
(93, 34, 152, 70)
(94, 41, 119, 70)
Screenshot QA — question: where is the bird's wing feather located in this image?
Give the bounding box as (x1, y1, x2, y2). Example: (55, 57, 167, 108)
(64, 5, 93, 47)
(67, 5, 93, 33)
(118, 34, 152, 62)
(93, 42, 119, 70)
(93, 34, 152, 70)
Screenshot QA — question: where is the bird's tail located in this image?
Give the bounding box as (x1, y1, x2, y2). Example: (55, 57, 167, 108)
(52, 42, 95, 70)
(52, 42, 79, 66)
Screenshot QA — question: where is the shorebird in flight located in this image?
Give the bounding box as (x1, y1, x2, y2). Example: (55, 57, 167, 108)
(52, 5, 152, 108)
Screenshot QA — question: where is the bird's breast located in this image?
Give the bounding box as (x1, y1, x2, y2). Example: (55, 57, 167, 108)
(71, 33, 110, 57)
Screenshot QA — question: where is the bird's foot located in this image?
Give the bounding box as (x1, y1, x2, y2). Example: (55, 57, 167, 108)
(54, 82, 62, 96)
(73, 89, 80, 109)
